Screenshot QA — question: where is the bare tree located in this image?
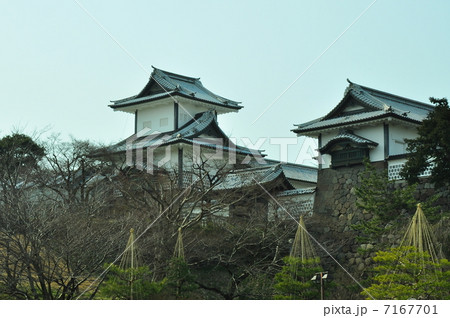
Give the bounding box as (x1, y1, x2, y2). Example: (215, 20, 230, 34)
(103, 146, 298, 299)
(0, 136, 133, 299)
(1, 135, 300, 300)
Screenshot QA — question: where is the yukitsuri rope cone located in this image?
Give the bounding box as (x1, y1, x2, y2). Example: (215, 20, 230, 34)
(120, 228, 138, 270)
(174, 227, 185, 260)
(399, 203, 442, 266)
(290, 215, 318, 262)
(119, 228, 139, 299)
(375, 203, 445, 293)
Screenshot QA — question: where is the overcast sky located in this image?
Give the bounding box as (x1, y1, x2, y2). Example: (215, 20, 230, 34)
(1, 0, 449, 164)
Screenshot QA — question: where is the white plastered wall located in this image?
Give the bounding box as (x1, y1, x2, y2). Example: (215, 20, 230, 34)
(319, 125, 384, 168)
(137, 103, 175, 133)
(388, 124, 418, 157)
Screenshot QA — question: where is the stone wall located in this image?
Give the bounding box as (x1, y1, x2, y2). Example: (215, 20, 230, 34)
(313, 161, 384, 217)
(307, 160, 450, 284)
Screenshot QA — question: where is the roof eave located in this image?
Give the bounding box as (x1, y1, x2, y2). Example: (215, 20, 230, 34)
(176, 95, 242, 111)
(320, 140, 378, 154)
(109, 92, 243, 111)
(293, 113, 422, 136)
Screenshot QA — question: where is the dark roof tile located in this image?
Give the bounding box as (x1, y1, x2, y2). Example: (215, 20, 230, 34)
(111, 67, 242, 110)
(109, 111, 259, 156)
(294, 81, 434, 134)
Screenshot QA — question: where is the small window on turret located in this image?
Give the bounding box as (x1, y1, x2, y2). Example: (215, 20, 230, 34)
(160, 118, 168, 127)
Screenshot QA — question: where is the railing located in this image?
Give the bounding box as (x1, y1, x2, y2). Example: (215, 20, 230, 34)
(332, 149, 368, 167)
(388, 160, 433, 181)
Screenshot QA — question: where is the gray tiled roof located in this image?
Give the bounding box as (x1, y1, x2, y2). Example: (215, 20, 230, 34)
(217, 164, 288, 190)
(295, 110, 386, 132)
(264, 159, 318, 183)
(320, 131, 378, 152)
(294, 80, 435, 134)
(111, 67, 242, 110)
(110, 111, 259, 156)
(280, 163, 317, 184)
(348, 82, 433, 117)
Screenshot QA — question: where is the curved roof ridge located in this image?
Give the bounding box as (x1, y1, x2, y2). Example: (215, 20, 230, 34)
(334, 130, 377, 143)
(347, 82, 388, 110)
(229, 163, 287, 185)
(358, 83, 434, 110)
(347, 80, 434, 111)
(321, 81, 384, 121)
(151, 67, 178, 90)
(263, 159, 318, 171)
(110, 67, 242, 110)
(230, 163, 282, 174)
(294, 80, 434, 135)
(175, 110, 216, 138)
(319, 130, 378, 153)
(152, 66, 200, 82)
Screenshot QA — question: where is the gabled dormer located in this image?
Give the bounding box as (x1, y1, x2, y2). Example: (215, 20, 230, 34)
(293, 79, 434, 137)
(325, 97, 379, 119)
(109, 67, 243, 133)
(293, 80, 435, 170)
(323, 83, 382, 120)
(319, 130, 378, 168)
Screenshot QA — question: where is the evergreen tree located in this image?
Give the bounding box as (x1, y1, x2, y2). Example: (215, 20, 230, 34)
(352, 159, 417, 242)
(163, 257, 198, 299)
(363, 246, 450, 300)
(352, 160, 440, 242)
(273, 256, 323, 300)
(98, 264, 165, 300)
(0, 133, 45, 170)
(401, 97, 450, 188)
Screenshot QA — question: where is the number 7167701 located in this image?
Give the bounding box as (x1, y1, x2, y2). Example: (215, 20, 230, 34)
(384, 304, 438, 315)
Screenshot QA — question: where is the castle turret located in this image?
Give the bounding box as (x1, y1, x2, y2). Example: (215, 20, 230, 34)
(109, 67, 242, 134)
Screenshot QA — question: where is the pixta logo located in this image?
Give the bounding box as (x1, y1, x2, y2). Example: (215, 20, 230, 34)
(126, 129, 323, 173)
(126, 128, 172, 174)
(295, 136, 321, 166)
